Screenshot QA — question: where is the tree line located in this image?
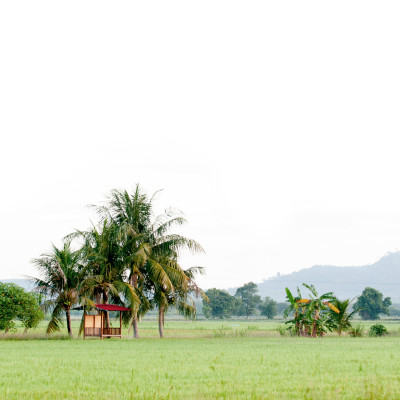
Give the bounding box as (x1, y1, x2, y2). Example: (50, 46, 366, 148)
(0, 186, 394, 339)
(202, 283, 392, 323)
(203, 282, 281, 319)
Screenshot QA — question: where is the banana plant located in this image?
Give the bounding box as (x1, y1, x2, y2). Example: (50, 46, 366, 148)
(300, 284, 339, 337)
(284, 284, 340, 337)
(284, 287, 306, 336)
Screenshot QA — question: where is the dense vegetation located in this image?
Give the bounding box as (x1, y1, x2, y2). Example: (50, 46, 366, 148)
(202, 282, 392, 335)
(31, 185, 206, 338)
(1, 186, 394, 341)
(0, 283, 43, 333)
(354, 287, 392, 320)
(284, 284, 350, 337)
(203, 283, 278, 319)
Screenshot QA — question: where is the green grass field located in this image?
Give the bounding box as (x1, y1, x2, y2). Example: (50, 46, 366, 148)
(2, 320, 400, 399)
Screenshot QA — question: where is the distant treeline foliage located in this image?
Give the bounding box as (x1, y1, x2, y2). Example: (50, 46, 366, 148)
(202, 282, 279, 319)
(202, 283, 392, 323)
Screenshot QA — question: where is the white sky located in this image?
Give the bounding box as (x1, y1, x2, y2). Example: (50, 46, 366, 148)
(1, 1, 400, 289)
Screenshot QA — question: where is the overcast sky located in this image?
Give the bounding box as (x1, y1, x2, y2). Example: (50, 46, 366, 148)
(1, 1, 400, 289)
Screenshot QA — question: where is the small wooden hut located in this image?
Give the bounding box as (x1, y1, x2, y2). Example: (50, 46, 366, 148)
(83, 304, 130, 339)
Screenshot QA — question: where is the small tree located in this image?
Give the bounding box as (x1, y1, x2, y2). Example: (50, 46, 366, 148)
(259, 297, 278, 319)
(234, 282, 261, 318)
(329, 298, 359, 335)
(354, 287, 391, 320)
(203, 289, 236, 319)
(284, 287, 306, 336)
(0, 283, 44, 333)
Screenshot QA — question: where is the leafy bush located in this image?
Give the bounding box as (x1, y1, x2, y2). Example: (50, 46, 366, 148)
(369, 324, 388, 337)
(349, 324, 364, 337)
(278, 325, 287, 337)
(0, 283, 44, 333)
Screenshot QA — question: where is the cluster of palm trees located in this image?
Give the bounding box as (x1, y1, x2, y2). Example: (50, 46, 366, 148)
(32, 185, 206, 338)
(284, 284, 358, 337)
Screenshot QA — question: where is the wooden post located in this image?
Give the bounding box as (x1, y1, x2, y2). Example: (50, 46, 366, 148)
(100, 311, 103, 340)
(119, 311, 122, 338)
(83, 311, 86, 339)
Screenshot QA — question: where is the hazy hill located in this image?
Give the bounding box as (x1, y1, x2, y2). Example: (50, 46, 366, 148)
(3, 252, 400, 303)
(252, 252, 400, 302)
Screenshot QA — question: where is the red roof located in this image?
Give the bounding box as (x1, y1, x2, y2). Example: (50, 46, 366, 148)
(95, 304, 130, 312)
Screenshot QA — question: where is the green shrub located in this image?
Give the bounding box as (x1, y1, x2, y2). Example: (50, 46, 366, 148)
(278, 325, 287, 337)
(369, 324, 388, 337)
(0, 283, 43, 332)
(349, 324, 364, 337)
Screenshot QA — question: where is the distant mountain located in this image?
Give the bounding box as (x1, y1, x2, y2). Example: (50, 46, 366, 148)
(0, 279, 35, 292)
(250, 252, 400, 302)
(4, 252, 400, 303)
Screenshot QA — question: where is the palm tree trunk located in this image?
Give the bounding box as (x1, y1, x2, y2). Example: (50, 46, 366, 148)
(158, 305, 164, 338)
(65, 309, 73, 337)
(132, 316, 139, 339)
(130, 274, 139, 339)
(103, 291, 110, 328)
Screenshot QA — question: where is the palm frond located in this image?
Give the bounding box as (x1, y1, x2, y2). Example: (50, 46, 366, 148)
(145, 259, 174, 292)
(176, 299, 196, 320)
(154, 235, 205, 255)
(46, 302, 64, 334)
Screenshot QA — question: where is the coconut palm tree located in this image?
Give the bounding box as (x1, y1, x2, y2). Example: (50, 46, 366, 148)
(72, 220, 139, 328)
(94, 186, 154, 337)
(150, 256, 206, 338)
(96, 185, 204, 338)
(32, 241, 81, 337)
